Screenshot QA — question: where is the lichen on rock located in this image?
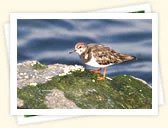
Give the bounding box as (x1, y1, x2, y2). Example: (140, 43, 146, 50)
(17, 60, 152, 109)
(45, 89, 79, 109)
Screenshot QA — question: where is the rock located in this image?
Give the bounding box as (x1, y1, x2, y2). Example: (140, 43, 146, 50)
(17, 60, 85, 88)
(17, 98, 24, 108)
(17, 60, 151, 109)
(59, 71, 151, 109)
(20, 73, 24, 76)
(45, 89, 79, 109)
(24, 76, 29, 79)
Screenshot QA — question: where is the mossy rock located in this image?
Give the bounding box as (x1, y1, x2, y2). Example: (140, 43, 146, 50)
(32, 62, 47, 70)
(18, 70, 152, 109)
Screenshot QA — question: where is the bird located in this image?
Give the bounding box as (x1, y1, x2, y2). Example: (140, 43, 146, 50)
(69, 42, 136, 80)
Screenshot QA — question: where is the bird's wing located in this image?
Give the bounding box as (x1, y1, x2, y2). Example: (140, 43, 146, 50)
(91, 45, 135, 65)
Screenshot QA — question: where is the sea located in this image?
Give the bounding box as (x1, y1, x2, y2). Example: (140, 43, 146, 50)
(17, 19, 152, 84)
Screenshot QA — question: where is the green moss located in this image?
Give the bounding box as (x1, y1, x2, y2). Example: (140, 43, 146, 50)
(32, 62, 47, 70)
(18, 86, 48, 109)
(18, 70, 152, 109)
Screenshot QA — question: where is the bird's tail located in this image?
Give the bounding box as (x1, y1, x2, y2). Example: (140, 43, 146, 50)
(119, 54, 137, 62)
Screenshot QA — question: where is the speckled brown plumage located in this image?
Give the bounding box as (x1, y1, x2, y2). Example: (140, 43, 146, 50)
(80, 43, 135, 65)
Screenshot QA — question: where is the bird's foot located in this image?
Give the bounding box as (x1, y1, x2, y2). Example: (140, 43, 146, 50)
(90, 68, 101, 74)
(97, 76, 105, 81)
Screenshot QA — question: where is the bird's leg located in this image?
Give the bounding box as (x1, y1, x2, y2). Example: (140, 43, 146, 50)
(103, 67, 107, 78)
(97, 67, 106, 80)
(90, 68, 102, 74)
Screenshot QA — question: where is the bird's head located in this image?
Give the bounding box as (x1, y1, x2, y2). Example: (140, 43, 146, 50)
(69, 42, 87, 55)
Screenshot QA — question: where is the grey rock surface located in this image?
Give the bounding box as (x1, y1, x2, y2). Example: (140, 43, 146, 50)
(17, 60, 84, 109)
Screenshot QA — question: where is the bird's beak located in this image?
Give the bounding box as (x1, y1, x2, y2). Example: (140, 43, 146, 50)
(69, 49, 76, 54)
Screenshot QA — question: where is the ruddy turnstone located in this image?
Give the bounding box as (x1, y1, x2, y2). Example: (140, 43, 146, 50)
(70, 42, 136, 80)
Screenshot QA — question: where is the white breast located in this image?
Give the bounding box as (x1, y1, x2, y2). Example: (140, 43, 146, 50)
(85, 55, 113, 68)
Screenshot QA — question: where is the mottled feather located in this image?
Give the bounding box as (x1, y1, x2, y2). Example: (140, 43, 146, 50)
(85, 44, 135, 65)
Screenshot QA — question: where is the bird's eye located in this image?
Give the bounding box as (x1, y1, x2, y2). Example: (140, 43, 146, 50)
(78, 46, 82, 48)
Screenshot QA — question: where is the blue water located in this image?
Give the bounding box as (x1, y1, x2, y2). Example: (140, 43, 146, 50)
(17, 19, 152, 84)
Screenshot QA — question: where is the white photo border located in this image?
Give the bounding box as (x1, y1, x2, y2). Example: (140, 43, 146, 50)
(10, 13, 158, 115)
(92, 3, 151, 13)
(17, 115, 77, 125)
